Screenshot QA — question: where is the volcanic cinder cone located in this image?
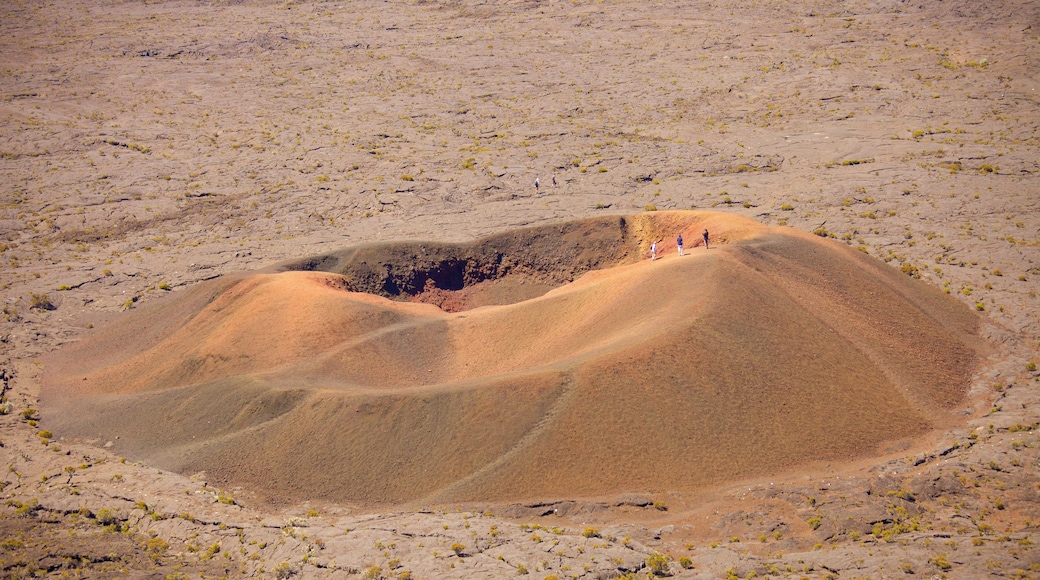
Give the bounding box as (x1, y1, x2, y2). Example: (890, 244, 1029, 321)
(40, 211, 984, 507)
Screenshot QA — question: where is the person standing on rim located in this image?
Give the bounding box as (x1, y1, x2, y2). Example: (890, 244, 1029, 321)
(677, 233, 684, 256)
(702, 228, 710, 249)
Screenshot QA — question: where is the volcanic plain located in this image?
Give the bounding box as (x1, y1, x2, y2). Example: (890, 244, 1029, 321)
(1, 0, 1039, 578)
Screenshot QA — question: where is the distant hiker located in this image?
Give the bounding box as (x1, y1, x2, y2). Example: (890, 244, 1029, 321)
(534, 177, 540, 192)
(677, 234, 684, 256)
(552, 174, 558, 189)
(650, 240, 658, 261)
(702, 229, 710, 249)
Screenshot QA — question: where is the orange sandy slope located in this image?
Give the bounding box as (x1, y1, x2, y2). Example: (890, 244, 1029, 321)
(39, 212, 984, 507)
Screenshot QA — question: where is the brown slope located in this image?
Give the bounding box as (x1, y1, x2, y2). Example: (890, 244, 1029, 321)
(39, 211, 984, 507)
(430, 227, 983, 502)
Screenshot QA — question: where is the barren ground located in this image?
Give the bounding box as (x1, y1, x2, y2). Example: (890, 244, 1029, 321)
(1, 0, 1039, 578)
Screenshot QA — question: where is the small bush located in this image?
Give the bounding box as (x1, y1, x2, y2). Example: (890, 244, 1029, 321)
(451, 543, 465, 556)
(274, 561, 294, 579)
(646, 552, 671, 575)
(14, 499, 40, 518)
(95, 508, 119, 526)
(930, 553, 952, 571)
(582, 527, 600, 538)
(29, 293, 54, 310)
(217, 491, 237, 505)
(202, 542, 220, 559)
(144, 536, 169, 563)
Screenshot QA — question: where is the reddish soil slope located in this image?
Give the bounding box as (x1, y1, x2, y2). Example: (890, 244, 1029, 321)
(40, 211, 982, 507)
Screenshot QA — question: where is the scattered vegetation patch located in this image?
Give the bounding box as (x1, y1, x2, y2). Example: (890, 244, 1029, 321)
(29, 292, 54, 310)
(825, 157, 875, 167)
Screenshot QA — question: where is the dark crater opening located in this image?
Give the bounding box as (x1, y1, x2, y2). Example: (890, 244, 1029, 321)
(276, 216, 639, 311)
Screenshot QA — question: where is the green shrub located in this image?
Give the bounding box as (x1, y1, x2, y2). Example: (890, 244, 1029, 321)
(202, 542, 220, 559)
(95, 508, 120, 528)
(14, 499, 39, 518)
(274, 562, 293, 579)
(930, 553, 952, 571)
(29, 293, 53, 310)
(217, 491, 237, 505)
(144, 536, 169, 563)
(900, 263, 920, 278)
(646, 552, 671, 575)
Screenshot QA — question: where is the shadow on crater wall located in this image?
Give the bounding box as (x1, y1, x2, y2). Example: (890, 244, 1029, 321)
(276, 215, 641, 310)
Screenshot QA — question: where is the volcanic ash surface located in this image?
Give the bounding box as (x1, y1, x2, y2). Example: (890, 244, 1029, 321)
(40, 212, 984, 507)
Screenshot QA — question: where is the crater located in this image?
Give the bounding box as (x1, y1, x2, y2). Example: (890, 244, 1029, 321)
(277, 214, 643, 312)
(39, 211, 986, 508)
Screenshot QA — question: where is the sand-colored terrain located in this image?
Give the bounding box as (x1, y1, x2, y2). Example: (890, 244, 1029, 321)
(2, 0, 1039, 577)
(41, 211, 985, 511)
